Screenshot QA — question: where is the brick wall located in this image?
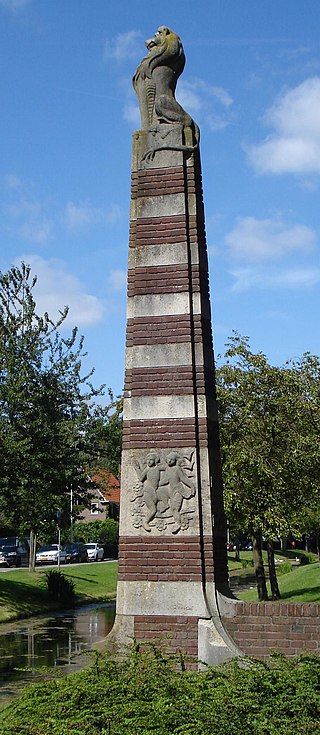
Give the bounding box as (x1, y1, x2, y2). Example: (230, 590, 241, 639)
(118, 536, 214, 582)
(134, 615, 198, 666)
(222, 601, 320, 658)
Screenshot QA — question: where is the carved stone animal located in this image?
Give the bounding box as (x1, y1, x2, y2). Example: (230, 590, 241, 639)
(133, 26, 199, 157)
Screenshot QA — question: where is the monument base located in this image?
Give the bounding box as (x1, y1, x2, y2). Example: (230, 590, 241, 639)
(101, 582, 241, 668)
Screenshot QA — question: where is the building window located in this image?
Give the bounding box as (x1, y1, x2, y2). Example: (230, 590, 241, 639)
(91, 502, 99, 515)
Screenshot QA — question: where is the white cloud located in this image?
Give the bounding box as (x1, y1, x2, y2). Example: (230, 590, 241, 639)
(0, 0, 30, 10)
(15, 255, 104, 327)
(123, 101, 140, 126)
(246, 77, 320, 174)
(65, 202, 94, 230)
(5, 173, 24, 189)
(177, 78, 234, 131)
(105, 204, 123, 224)
(20, 219, 53, 244)
(4, 181, 53, 244)
(231, 265, 320, 292)
(65, 201, 122, 230)
(225, 216, 316, 261)
(104, 30, 142, 63)
(107, 269, 127, 292)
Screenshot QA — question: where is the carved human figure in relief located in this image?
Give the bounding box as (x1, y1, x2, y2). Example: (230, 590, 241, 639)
(133, 25, 199, 154)
(133, 451, 165, 532)
(158, 451, 196, 534)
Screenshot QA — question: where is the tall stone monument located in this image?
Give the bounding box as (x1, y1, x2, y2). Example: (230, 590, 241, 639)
(110, 26, 237, 665)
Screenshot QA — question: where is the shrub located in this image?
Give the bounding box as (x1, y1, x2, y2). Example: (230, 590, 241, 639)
(241, 559, 254, 568)
(297, 552, 315, 565)
(45, 570, 76, 608)
(276, 561, 293, 575)
(1, 648, 320, 735)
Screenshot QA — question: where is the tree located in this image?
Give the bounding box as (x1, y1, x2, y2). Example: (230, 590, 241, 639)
(289, 353, 320, 557)
(87, 390, 123, 477)
(216, 333, 307, 600)
(72, 519, 119, 557)
(0, 263, 106, 568)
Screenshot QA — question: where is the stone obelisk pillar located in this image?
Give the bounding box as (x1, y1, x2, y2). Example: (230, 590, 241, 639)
(110, 26, 238, 666)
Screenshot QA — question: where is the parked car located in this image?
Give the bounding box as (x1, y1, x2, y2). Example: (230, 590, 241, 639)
(35, 544, 66, 565)
(0, 537, 28, 559)
(0, 545, 22, 567)
(65, 543, 88, 564)
(84, 543, 104, 562)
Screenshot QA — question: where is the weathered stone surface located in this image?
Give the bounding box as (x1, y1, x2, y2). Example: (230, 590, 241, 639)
(105, 27, 234, 667)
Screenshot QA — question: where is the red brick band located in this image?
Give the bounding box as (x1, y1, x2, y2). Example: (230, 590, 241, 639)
(118, 535, 214, 583)
(124, 365, 205, 396)
(130, 214, 204, 248)
(134, 615, 199, 663)
(131, 165, 196, 200)
(122, 417, 209, 449)
(119, 537, 202, 582)
(127, 263, 200, 296)
(126, 314, 213, 347)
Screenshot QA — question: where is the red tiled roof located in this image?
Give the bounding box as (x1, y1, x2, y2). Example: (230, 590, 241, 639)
(90, 469, 120, 504)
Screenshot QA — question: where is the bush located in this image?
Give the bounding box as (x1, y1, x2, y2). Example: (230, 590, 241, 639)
(241, 559, 254, 568)
(276, 561, 293, 575)
(297, 552, 314, 565)
(45, 570, 76, 608)
(1, 648, 320, 735)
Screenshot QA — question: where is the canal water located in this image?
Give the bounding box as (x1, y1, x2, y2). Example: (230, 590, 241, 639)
(0, 603, 115, 706)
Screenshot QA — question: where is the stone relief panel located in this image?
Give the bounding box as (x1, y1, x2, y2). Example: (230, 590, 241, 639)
(131, 449, 196, 534)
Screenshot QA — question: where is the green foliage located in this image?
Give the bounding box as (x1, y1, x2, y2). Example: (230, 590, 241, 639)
(73, 519, 119, 556)
(88, 390, 123, 477)
(0, 263, 114, 545)
(275, 562, 293, 576)
(241, 558, 254, 568)
(217, 332, 320, 599)
(297, 552, 313, 565)
(239, 560, 320, 602)
(45, 570, 76, 607)
(1, 648, 320, 734)
(217, 333, 303, 542)
(0, 562, 117, 623)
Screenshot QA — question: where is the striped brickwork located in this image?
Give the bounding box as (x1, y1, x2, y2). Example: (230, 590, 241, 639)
(118, 536, 214, 583)
(112, 129, 229, 665)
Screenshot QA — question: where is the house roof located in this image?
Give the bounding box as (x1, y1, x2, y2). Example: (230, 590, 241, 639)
(90, 469, 120, 504)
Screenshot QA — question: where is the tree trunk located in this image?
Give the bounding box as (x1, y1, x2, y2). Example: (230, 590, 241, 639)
(28, 530, 37, 572)
(252, 533, 268, 600)
(267, 539, 281, 599)
(316, 534, 320, 561)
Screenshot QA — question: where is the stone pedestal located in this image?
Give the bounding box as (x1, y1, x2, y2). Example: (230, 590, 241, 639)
(109, 126, 238, 666)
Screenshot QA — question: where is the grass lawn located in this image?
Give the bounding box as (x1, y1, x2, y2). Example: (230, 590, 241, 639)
(228, 548, 317, 570)
(0, 561, 118, 624)
(236, 559, 320, 602)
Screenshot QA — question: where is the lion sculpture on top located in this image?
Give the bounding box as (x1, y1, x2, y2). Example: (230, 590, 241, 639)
(133, 26, 199, 156)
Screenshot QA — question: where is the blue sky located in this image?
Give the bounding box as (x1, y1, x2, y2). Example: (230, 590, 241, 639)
(1, 0, 320, 397)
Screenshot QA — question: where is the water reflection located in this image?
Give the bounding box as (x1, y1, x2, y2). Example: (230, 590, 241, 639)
(0, 604, 115, 705)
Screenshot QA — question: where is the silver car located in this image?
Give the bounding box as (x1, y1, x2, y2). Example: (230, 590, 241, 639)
(35, 544, 66, 565)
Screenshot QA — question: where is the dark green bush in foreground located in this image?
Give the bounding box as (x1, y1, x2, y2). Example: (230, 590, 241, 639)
(0, 648, 319, 735)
